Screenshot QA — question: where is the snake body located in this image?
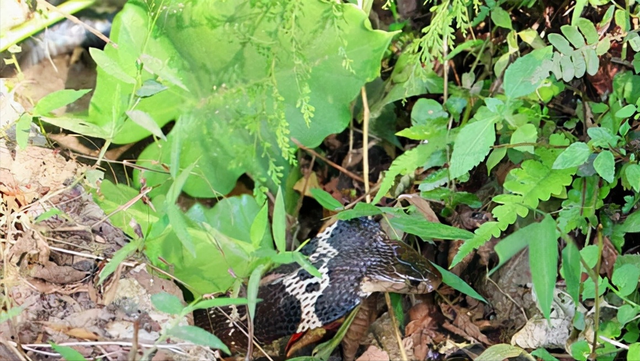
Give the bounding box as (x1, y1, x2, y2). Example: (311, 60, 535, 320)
(193, 217, 442, 352)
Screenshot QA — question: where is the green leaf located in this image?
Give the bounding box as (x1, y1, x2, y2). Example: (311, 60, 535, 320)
(89, 48, 136, 84)
(552, 142, 591, 169)
(188, 297, 248, 312)
(510, 123, 538, 153)
(126, 110, 166, 140)
(570, 340, 590, 361)
(432, 263, 486, 303)
(151, 292, 184, 315)
(629, 343, 640, 361)
(99, 239, 142, 285)
(94, 0, 395, 197)
(389, 215, 474, 241)
(166, 202, 196, 257)
(488, 223, 531, 276)
(310, 188, 343, 211)
(51, 344, 88, 361)
(15, 113, 31, 149)
(532, 347, 560, 361)
(561, 25, 586, 48)
(548, 34, 573, 55)
(33, 89, 91, 116)
(136, 79, 168, 97)
(293, 252, 322, 278)
(167, 325, 230, 354)
(337, 202, 382, 220)
(617, 304, 639, 325)
(575, 18, 598, 44)
(486, 147, 507, 174)
(615, 104, 637, 118)
(273, 187, 286, 252)
(588, 127, 620, 148)
(594, 150, 615, 183)
(503, 46, 553, 98)
(373, 143, 436, 204)
(33, 208, 64, 223)
(249, 203, 269, 248)
(612, 264, 640, 296)
(505, 160, 575, 209)
(476, 344, 526, 361)
(528, 214, 558, 321)
(491, 7, 512, 30)
(450, 117, 496, 179)
(562, 242, 581, 305)
(625, 164, 640, 192)
(247, 264, 267, 319)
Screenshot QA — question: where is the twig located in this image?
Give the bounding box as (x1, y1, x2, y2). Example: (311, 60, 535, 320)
(361, 87, 371, 204)
(384, 293, 408, 361)
(291, 138, 373, 187)
(36, 0, 117, 49)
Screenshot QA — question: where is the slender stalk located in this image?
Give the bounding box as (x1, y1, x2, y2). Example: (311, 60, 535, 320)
(361, 87, 371, 203)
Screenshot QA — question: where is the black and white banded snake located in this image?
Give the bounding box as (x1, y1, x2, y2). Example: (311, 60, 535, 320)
(193, 217, 442, 358)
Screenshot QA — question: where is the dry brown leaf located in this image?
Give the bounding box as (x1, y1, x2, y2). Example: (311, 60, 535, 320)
(356, 345, 389, 361)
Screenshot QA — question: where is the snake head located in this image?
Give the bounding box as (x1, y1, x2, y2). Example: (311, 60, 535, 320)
(360, 239, 442, 295)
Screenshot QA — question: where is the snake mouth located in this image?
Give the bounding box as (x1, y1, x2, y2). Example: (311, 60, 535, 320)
(360, 276, 438, 294)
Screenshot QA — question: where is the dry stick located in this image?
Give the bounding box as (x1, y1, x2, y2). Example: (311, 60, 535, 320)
(385, 293, 408, 361)
(360, 87, 371, 204)
(36, 0, 117, 48)
(591, 225, 604, 358)
(291, 138, 373, 187)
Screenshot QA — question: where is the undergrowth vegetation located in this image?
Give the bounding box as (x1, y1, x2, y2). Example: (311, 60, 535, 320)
(10, 0, 640, 359)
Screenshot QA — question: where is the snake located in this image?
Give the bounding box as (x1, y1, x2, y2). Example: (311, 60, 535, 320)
(193, 217, 442, 355)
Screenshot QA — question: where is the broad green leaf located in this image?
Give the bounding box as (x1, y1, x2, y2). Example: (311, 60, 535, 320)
(561, 25, 585, 48)
(450, 117, 496, 179)
(167, 203, 196, 257)
(126, 110, 166, 140)
(505, 160, 575, 209)
(617, 304, 639, 325)
(562, 242, 581, 305)
(510, 123, 538, 153)
(311, 188, 343, 211)
(504, 46, 553, 98)
(51, 344, 88, 361)
(571, 52, 586, 78)
(389, 215, 474, 241)
(588, 127, 620, 148)
(612, 264, 640, 296)
(151, 292, 184, 315)
(249, 203, 269, 248)
(491, 7, 512, 30)
(486, 147, 507, 174)
(204, 195, 272, 247)
(337, 202, 382, 220)
(136, 79, 168, 97)
(41, 116, 111, 139)
(560, 55, 574, 82)
(411, 99, 448, 124)
(570, 340, 590, 361)
(625, 164, 640, 192)
(445, 39, 485, 60)
(594, 150, 615, 183)
(432, 263, 486, 303)
(548, 33, 573, 55)
(33, 89, 91, 116)
(528, 214, 558, 321)
(167, 325, 230, 354)
(488, 223, 531, 276)
(615, 104, 637, 118)
(15, 113, 31, 149)
(575, 18, 598, 44)
(273, 187, 286, 252)
(89, 48, 136, 84)
(552, 142, 591, 169)
(86, 0, 394, 197)
(532, 348, 560, 361)
(476, 344, 526, 361)
(629, 343, 640, 361)
(583, 48, 599, 76)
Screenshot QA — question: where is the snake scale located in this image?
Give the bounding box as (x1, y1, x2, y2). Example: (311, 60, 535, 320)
(193, 217, 442, 355)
